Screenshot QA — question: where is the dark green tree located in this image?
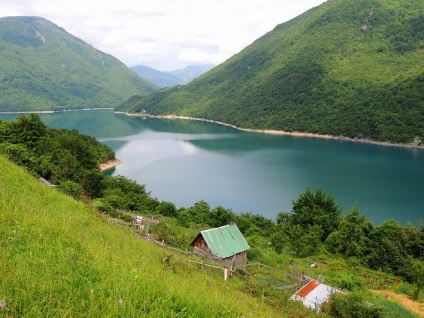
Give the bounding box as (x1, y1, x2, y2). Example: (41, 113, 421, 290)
(366, 220, 406, 273)
(177, 201, 210, 227)
(0, 142, 32, 167)
(400, 257, 424, 300)
(291, 188, 342, 241)
(81, 170, 105, 199)
(155, 201, 177, 217)
(325, 207, 374, 257)
(11, 113, 47, 148)
(209, 206, 235, 227)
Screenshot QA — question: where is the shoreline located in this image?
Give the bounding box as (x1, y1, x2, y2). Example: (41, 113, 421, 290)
(99, 159, 122, 171)
(2, 108, 421, 149)
(0, 108, 113, 115)
(116, 112, 424, 150)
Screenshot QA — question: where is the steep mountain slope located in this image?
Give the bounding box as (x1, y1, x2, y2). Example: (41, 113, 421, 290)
(0, 16, 158, 112)
(131, 64, 214, 87)
(118, 0, 424, 144)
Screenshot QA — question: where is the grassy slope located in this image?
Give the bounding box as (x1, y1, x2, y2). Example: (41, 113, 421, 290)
(0, 17, 157, 112)
(118, 0, 424, 144)
(0, 157, 420, 317)
(0, 155, 302, 317)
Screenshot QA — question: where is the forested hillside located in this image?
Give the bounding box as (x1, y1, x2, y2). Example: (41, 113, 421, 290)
(118, 0, 424, 144)
(1, 114, 422, 316)
(0, 16, 157, 112)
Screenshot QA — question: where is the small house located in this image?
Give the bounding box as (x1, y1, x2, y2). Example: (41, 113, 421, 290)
(190, 223, 250, 271)
(291, 280, 341, 312)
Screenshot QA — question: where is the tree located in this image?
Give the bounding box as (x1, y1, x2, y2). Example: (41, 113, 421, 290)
(81, 170, 105, 199)
(103, 175, 148, 196)
(155, 201, 177, 217)
(403, 222, 424, 259)
(209, 206, 235, 227)
(325, 207, 374, 257)
(366, 220, 406, 274)
(291, 188, 342, 241)
(11, 113, 47, 148)
(276, 212, 291, 225)
(0, 142, 32, 167)
(177, 201, 210, 227)
(400, 257, 424, 300)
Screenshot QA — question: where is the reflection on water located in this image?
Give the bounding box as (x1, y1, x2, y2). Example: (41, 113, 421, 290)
(1, 110, 423, 225)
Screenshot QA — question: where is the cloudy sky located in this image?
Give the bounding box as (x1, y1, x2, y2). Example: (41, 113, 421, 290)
(0, 0, 324, 71)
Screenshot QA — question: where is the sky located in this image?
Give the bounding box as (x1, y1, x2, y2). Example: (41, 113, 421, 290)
(0, 0, 325, 71)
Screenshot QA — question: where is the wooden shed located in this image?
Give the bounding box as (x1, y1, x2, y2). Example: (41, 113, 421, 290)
(190, 223, 250, 271)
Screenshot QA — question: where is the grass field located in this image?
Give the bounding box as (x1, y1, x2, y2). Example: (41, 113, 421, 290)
(0, 155, 312, 317)
(1, 154, 421, 317)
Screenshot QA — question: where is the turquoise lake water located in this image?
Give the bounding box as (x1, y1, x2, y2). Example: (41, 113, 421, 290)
(2, 110, 423, 225)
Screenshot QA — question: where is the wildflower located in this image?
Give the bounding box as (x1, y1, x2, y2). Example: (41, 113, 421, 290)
(0, 300, 6, 309)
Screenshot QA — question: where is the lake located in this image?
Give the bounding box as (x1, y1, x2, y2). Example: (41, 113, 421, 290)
(2, 110, 423, 225)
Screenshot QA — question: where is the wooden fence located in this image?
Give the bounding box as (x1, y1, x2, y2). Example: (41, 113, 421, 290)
(104, 214, 328, 290)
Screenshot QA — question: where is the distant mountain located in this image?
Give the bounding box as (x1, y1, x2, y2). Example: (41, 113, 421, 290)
(131, 65, 182, 88)
(118, 0, 424, 144)
(168, 64, 215, 84)
(0, 16, 158, 112)
(131, 64, 214, 88)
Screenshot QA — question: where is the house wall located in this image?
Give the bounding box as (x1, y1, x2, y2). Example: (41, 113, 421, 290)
(193, 247, 247, 271)
(230, 251, 247, 271)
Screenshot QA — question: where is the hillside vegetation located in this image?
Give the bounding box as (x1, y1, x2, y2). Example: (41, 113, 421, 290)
(1, 115, 422, 317)
(0, 155, 296, 317)
(1, 154, 422, 317)
(118, 0, 424, 144)
(0, 16, 157, 112)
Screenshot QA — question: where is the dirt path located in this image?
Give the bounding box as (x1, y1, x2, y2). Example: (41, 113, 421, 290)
(372, 290, 424, 317)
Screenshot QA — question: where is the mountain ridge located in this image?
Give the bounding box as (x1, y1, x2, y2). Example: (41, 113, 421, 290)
(0, 16, 158, 112)
(117, 0, 424, 144)
(131, 64, 214, 87)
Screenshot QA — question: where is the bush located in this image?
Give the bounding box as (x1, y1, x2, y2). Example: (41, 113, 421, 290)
(59, 180, 82, 200)
(155, 201, 177, 217)
(322, 293, 385, 318)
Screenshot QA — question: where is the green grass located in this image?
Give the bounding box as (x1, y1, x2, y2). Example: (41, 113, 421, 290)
(1, 155, 421, 317)
(373, 297, 419, 318)
(0, 155, 310, 317)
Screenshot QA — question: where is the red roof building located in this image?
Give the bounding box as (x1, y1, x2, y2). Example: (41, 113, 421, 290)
(291, 280, 342, 311)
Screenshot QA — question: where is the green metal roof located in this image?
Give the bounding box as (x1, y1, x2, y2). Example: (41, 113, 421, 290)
(200, 223, 250, 259)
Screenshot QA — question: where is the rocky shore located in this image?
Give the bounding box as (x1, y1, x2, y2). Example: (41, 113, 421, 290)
(116, 112, 423, 150)
(99, 159, 122, 171)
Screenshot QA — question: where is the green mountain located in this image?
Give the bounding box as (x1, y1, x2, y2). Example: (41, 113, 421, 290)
(131, 64, 215, 88)
(0, 16, 158, 112)
(167, 64, 215, 84)
(131, 65, 182, 88)
(118, 0, 424, 144)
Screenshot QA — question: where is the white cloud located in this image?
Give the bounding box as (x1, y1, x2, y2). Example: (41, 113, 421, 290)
(0, 0, 325, 71)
